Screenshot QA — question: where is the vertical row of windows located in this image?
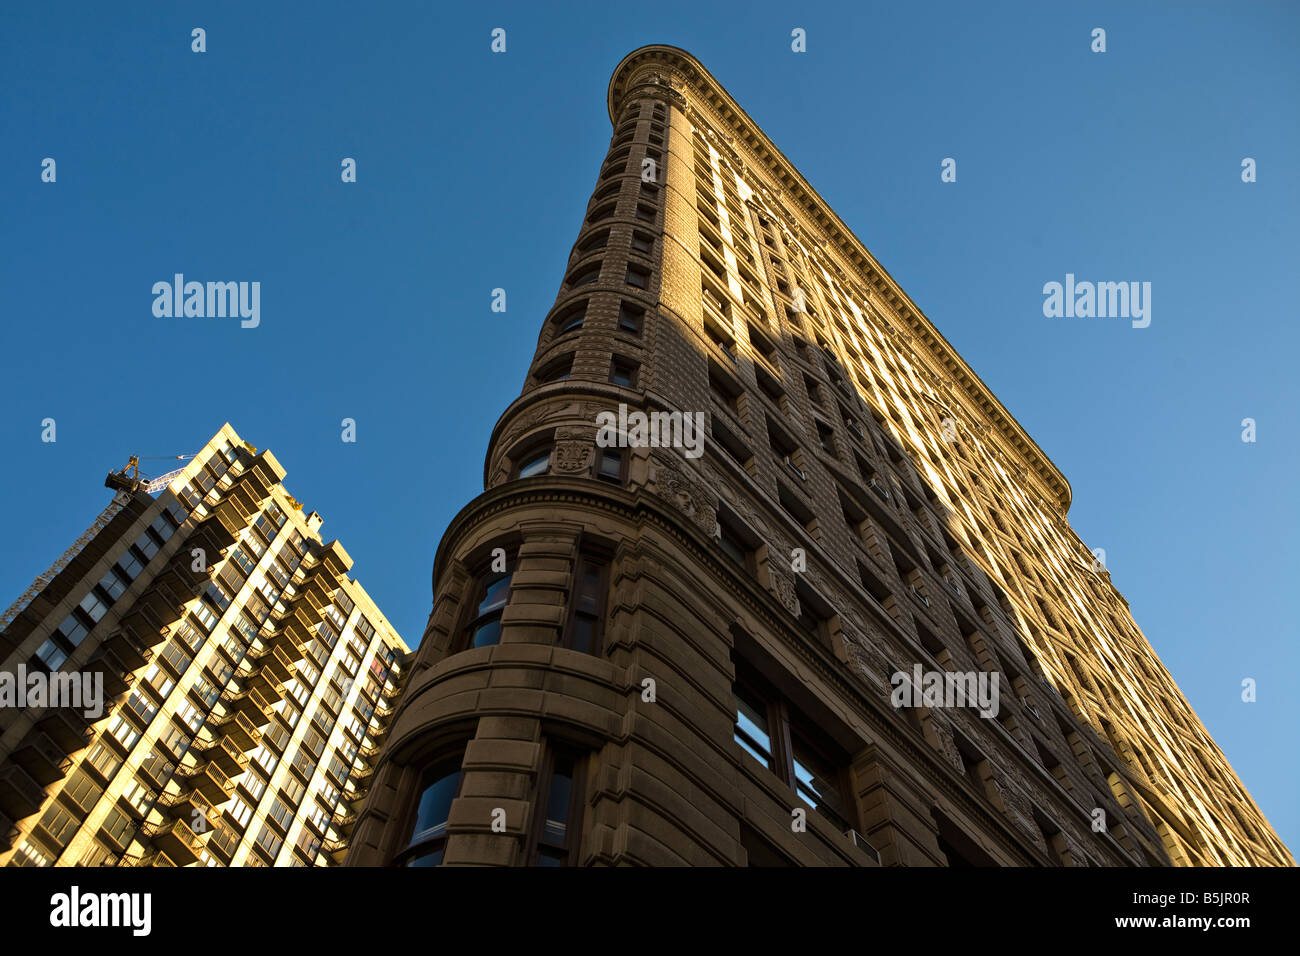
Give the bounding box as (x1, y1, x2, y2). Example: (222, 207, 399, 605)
(455, 546, 609, 656)
(397, 741, 587, 867)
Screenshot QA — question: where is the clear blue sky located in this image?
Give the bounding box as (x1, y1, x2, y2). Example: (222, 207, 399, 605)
(2, 1, 1296, 855)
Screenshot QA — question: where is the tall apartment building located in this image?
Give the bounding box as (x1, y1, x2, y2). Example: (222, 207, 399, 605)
(345, 45, 1291, 867)
(0, 424, 409, 867)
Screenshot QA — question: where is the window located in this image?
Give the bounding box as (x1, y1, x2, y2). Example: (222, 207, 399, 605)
(709, 363, 742, 414)
(527, 746, 586, 866)
(610, 358, 638, 388)
(99, 806, 135, 850)
(733, 683, 774, 767)
(635, 203, 656, 223)
(552, 302, 586, 335)
(39, 802, 81, 850)
(535, 355, 572, 384)
(793, 580, 834, 648)
(34, 639, 67, 672)
(192, 602, 219, 632)
(778, 484, 818, 536)
(577, 230, 609, 255)
(716, 508, 757, 573)
(116, 549, 145, 581)
(567, 264, 601, 288)
(756, 366, 786, 411)
(711, 417, 753, 471)
(630, 231, 654, 254)
(254, 823, 284, 860)
(562, 554, 609, 654)
(515, 446, 551, 479)
(595, 447, 624, 484)
(461, 562, 513, 650)
(767, 418, 805, 481)
(123, 689, 158, 727)
(85, 742, 124, 782)
(97, 567, 130, 603)
(625, 264, 650, 289)
(63, 770, 104, 816)
(397, 757, 465, 867)
(814, 420, 837, 457)
(733, 663, 855, 834)
(803, 374, 825, 409)
(105, 713, 141, 751)
(56, 610, 92, 648)
(705, 315, 737, 363)
(586, 202, 616, 224)
(617, 301, 644, 335)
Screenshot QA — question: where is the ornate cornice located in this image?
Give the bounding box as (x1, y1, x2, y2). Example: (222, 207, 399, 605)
(607, 45, 1072, 515)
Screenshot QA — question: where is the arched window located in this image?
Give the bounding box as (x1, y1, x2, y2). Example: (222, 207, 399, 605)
(396, 757, 464, 866)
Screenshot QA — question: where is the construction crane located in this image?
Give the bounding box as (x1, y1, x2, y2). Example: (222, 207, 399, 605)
(104, 454, 196, 496)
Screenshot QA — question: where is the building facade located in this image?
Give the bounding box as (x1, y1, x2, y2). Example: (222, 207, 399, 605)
(0, 424, 409, 866)
(346, 45, 1291, 867)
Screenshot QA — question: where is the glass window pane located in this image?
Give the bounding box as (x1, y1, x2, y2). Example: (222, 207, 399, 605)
(405, 847, 445, 867)
(471, 618, 502, 648)
(36, 640, 67, 671)
(478, 575, 511, 615)
(599, 450, 622, 478)
(541, 756, 574, 850)
(411, 767, 462, 842)
(733, 691, 772, 765)
(569, 616, 595, 655)
(59, 614, 89, 647)
(519, 452, 549, 478)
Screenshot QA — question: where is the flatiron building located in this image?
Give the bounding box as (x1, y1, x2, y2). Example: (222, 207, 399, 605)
(343, 45, 1289, 867)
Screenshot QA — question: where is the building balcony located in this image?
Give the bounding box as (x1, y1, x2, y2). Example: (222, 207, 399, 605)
(283, 600, 319, 633)
(247, 664, 285, 698)
(248, 675, 284, 704)
(115, 785, 158, 821)
(0, 809, 15, 851)
(157, 787, 214, 824)
(180, 760, 237, 803)
(98, 629, 152, 674)
(293, 573, 335, 612)
(220, 687, 275, 728)
(316, 541, 352, 580)
(321, 836, 349, 863)
(226, 479, 265, 517)
(11, 732, 74, 787)
(209, 710, 263, 752)
(185, 524, 232, 568)
(193, 735, 251, 777)
(119, 850, 175, 868)
(194, 502, 242, 550)
(118, 604, 172, 651)
(272, 622, 311, 662)
(141, 818, 205, 866)
(253, 644, 296, 683)
(205, 824, 240, 864)
(35, 708, 96, 753)
(0, 765, 45, 820)
(132, 585, 187, 633)
(330, 805, 356, 829)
